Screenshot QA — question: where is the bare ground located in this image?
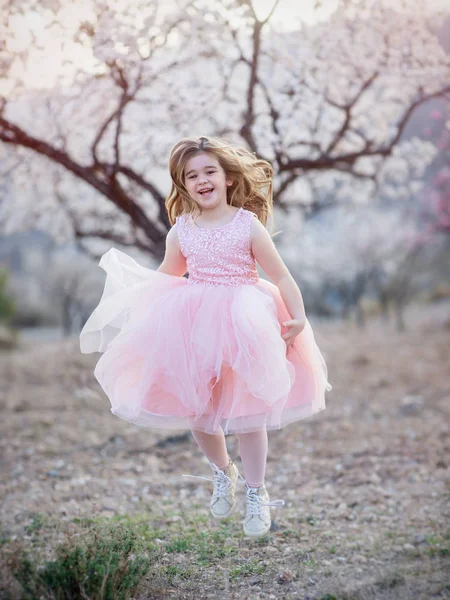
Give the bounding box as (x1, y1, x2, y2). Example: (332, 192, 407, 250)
(0, 301, 449, 599)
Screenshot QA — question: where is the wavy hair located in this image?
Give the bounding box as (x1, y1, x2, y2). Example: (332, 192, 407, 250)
(165, 136, 274, 229)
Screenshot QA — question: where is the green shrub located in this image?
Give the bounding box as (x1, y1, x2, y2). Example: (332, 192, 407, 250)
(0, 269, 15, 322)
(13, 518, 151, 600)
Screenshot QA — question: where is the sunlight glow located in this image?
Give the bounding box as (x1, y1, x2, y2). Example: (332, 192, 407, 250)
(4, 4, 98, 92)
(3, 0, 448, 92)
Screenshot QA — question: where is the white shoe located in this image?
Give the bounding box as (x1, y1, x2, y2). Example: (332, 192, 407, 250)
(240, 475, 285, 538)
(182, 458, 239, 518)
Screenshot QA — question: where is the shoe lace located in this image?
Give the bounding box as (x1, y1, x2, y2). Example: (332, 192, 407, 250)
(238, 473, 285, 517)
(182, 462, 232, 496)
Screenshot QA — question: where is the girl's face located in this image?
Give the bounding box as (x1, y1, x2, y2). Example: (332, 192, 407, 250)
(183, 152, 232, 210)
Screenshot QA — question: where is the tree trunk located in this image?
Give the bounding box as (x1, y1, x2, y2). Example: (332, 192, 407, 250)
(356, 301, 366, 329)
(394, 297, 406, 332)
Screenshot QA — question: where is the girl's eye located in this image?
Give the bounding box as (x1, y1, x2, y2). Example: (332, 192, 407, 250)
(188, 171, 215, 179)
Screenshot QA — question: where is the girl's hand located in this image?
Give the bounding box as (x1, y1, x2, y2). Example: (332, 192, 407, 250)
(281, 319, 305, 352)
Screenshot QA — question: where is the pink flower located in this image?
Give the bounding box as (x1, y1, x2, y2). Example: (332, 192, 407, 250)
(430, 110, 442, 120)
(437, 169, 450, 186)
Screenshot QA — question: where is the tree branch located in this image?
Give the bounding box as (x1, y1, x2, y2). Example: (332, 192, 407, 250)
(279, 85, 450, 173)
(0, 117, 167, 254)
(325, 71, 379, 155)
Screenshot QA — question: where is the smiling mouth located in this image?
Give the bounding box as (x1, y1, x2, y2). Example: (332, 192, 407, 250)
(199, 188, 214, 196)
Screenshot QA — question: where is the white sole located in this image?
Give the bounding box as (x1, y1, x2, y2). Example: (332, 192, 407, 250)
(211, 501, 236, 519)
(243, 522, 271, 537)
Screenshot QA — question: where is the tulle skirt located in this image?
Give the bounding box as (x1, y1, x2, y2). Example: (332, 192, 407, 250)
(80, 248, 332, 435)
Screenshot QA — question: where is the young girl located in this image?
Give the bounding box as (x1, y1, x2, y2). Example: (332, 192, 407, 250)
(80, 135, 332, 538)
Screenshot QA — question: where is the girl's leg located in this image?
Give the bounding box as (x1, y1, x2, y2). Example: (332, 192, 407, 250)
(191, 427, 230, 470)
(237, 429, 268, 488)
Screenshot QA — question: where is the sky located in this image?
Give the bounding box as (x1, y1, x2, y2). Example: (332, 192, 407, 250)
(3, 0, 449, 92)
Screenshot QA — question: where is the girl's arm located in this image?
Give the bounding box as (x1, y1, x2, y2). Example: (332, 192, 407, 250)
(157, 225, 187, 277)
(251, 218, 306, 350)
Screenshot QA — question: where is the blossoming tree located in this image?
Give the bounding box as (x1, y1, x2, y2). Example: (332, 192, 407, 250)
(1, 0, 449, 260)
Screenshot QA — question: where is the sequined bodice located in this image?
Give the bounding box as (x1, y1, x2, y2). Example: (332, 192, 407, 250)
(176, 207, 259, 286)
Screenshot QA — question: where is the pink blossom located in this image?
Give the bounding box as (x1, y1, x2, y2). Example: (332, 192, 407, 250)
(430, 110, 443, 120)
(436, 169, 450, 186)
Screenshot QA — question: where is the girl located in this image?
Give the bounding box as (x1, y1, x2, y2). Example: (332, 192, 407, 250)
(80, 135, 332, 538)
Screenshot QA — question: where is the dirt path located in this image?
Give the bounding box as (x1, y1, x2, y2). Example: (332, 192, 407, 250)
(1, 302, 449, 599)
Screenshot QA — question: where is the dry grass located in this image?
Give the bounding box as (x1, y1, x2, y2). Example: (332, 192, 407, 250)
(0, 300, 449, 599)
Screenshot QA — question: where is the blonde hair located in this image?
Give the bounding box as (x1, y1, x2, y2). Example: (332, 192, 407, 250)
(166, 136, 274, 229)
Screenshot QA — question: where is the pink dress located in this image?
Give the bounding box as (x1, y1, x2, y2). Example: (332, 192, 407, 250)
(79, 207, 332, 434)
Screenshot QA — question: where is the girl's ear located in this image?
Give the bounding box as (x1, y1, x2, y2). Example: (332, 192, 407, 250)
(227, 180, 233, 186)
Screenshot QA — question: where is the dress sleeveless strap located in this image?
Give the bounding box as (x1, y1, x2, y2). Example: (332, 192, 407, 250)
(175, 213, 188, 256)
(244, 209, 258, 251)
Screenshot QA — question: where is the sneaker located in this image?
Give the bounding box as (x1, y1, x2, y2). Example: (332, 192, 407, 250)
(239, 475, 285, 538)
(182, 458, 239, 518)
